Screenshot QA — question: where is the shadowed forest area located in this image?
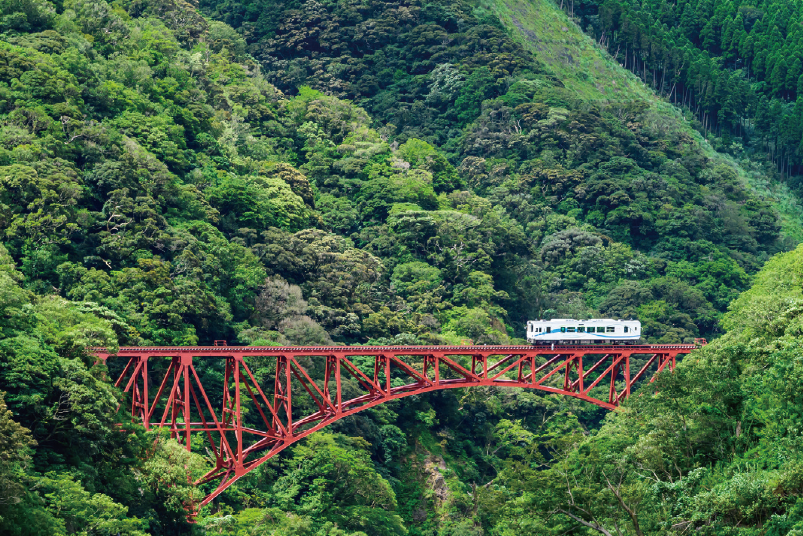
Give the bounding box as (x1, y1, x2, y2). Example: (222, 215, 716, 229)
(2, 0, 803, 533)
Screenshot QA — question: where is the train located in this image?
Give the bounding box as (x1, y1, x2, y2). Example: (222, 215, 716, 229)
(526, 319, 642, 345)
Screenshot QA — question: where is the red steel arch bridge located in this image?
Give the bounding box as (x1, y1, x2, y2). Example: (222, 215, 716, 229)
(93, 344, 698, 510)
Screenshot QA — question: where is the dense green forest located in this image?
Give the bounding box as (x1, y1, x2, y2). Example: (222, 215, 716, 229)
(2, 0, 803, 533)
(565, 0, 803, 183)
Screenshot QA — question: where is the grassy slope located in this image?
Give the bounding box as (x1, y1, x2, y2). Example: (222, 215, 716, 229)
(489, 0, 653, 101)
(489, 0, 803, 242)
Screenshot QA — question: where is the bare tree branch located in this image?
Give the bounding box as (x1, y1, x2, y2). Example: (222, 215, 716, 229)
(556, 509, 616, 536)
(603, 471, 645, 536)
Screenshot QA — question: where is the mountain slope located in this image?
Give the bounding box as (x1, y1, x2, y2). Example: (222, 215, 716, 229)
(492, 0, 803, 241)
(484, 243, 803, 535)
(195, 0, 800, 343)
(0, 0, 802, 534)
(567, 0, 803, 183)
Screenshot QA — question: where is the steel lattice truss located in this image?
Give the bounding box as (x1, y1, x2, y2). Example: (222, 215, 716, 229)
(92, 344, 696, 510)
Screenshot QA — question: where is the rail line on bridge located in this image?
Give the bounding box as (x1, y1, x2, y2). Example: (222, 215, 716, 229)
(93, 344, 698, 510)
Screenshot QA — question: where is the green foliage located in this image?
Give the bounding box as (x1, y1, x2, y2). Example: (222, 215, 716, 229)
(206, 174, 309, 232)
(39, 472, 149, 536)
(142, 435, 211, 516)
(0, 0, 795, 349)
(0, 246, 174, 535)
(560, 0, 803, 199)
(1, 0, 803, 533)
(265, 433, 406, 536)
(0, 390, 35, 508)
(397, 139, 463, 193)
(482, 244, 803, 535)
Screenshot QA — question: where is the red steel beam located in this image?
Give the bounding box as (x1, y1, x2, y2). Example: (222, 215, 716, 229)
(93, 344, 698, 513)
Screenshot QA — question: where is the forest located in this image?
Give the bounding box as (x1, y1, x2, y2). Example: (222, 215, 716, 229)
(566, 0, 803, 182)
(1, 0, 803, 533)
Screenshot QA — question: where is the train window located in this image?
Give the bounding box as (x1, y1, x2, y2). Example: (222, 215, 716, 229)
(606, 327, 615, 332)
(567, 327, 576, 333)
(597, 327, 605, 333)
(624, 326, 629, 333)
(560, 327, 566, 333)
(546, 327, 551, 333)
(577, 326, 585, 332)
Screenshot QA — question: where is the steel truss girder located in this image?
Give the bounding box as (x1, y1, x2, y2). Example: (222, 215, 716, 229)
(92, 344, 693, 512)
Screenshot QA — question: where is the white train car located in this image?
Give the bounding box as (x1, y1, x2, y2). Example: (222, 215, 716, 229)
(527, 319, 642, 344)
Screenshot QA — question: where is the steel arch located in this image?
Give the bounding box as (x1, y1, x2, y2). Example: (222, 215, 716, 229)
(92, 344, 696, 511)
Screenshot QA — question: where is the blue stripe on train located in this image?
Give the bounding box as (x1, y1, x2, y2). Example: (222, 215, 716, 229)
(528, 332, 639, 339)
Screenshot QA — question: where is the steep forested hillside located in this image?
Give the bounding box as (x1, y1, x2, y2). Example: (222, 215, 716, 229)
(566, 0, 803, 185)
(194, 0, 803, 344)
(1, 0, 802, 533)
(483, 243, 803, 535)
(0, 0, 795, 348)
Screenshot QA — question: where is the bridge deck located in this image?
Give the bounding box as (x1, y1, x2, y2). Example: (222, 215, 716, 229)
(96, 344, 699, 355)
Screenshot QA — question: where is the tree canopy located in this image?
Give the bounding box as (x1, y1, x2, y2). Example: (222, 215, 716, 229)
(0, 0, 802, 533)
